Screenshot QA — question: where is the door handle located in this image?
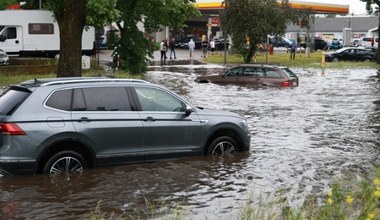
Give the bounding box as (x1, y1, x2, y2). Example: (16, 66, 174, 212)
(144, 117, 155, 122)
(78, 117, 89, 122)
(15, 40, 19, 44)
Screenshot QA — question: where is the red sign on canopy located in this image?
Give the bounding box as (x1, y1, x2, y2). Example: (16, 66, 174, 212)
(8, 4, 20, 10)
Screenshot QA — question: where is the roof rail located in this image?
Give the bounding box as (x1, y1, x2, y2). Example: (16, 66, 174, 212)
(37, 78, 150, 86)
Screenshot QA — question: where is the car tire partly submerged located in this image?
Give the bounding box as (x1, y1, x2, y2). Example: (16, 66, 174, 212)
(43, 150, 87, 176)
(332, 57, 339, 62)
(207, 136, 238, 156)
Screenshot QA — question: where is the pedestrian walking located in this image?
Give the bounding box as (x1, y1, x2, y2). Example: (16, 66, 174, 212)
(169, 38, 176, 59)
(290, 40, 296, 60)
(188, 38, 195, 58)
(202, 40, 208, 58)
(209, 39, 216, 53)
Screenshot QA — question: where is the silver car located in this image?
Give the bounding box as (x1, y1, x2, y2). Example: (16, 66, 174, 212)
(0, 49, 9, 65)
(0, 77, 251, 177)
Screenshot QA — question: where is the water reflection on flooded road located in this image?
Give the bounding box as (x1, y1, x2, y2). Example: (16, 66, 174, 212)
(1, 65, 380, 219)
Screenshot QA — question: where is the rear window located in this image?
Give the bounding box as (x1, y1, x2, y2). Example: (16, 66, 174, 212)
(282, 68, 297, 78)
(0, 88, 31, 115)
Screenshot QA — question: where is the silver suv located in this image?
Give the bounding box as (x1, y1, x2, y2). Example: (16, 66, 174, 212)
(0, 77, 251, 177)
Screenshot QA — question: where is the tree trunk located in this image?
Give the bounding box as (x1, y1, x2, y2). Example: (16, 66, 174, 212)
(56, 0, 86, 77)
(377, 15, 380, 64)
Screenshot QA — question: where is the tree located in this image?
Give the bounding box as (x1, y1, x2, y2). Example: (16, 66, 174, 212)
(221, 0, 300, 63)
(24, 0, 118, 77)
(115, 0, 199, 74)
(0, 0, 17, 9)
(360, 0, 380, 64)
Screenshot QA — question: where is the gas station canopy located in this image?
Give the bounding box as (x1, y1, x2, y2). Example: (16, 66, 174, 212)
(194, 0, 349, 14)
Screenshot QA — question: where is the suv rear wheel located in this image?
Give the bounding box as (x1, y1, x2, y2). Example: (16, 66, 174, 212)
(207, 136, 237, 156)
(43, 151, 88, 175)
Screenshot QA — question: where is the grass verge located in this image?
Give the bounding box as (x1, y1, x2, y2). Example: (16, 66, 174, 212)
(204, 50, 380, 69)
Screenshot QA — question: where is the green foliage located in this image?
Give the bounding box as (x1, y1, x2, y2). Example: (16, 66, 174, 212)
(221, 0, 301, 63)
(115, 0, 200, 73)
(86, 0, 118, 28)
(360, 0, 379, 14)
(0, 0, 17, 10)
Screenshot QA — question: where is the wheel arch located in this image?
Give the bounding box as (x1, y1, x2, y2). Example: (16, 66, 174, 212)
(203, 127, 244, 155)
(37, 140, 95, 174)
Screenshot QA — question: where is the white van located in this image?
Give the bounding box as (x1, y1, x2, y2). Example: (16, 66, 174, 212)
(360, 37, 378, 48)
(0, 10, 95, 57)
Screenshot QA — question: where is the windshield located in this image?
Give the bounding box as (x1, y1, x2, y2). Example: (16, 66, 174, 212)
(336, 48, 347, 53)
(0, 26, 4, 33)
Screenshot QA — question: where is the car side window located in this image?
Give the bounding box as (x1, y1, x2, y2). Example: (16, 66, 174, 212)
(226, 67, 244, 77)
(45, 89, 72, 111)
(135, 87, 184, 112)
(244, 67, 264, 77)
(72, 87, 131, 111)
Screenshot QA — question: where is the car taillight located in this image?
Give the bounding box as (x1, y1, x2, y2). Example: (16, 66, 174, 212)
(280, 81, 292, 87)
(0, 123, 26, 135)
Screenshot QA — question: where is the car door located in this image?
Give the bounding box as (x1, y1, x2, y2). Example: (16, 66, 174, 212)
(71, 86, 144, 165)
(131, 86, 204, 160)
(0, 26, 22, 54)
(222, 67, 245, 84)
(243, 67, 264, 86)
(339, 49, 351, 61)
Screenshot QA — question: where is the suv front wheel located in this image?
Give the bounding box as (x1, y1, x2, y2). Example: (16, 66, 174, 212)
(43, 151, 88, 175)
(207, 136, 238, 156)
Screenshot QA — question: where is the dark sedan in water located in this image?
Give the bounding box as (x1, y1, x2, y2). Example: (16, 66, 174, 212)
(325, 47, 376, 62)
(195, 64, 299, 87)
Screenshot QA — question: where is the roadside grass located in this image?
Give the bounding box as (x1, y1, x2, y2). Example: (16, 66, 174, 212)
(85, 170, 380, 220)
(204, 50, 380, 69)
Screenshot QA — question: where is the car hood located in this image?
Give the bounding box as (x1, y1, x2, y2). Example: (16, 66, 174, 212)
(194, 106, 243, 118)
(325, 52, 335, 56)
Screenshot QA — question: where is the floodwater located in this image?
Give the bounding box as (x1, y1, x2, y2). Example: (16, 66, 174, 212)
(1, 65, 380, 219)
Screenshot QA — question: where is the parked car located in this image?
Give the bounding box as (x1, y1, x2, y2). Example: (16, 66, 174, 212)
(0, 77, 251, 177)
(195, 64, 299, 87)
(329, 39, 343, 50)
(0, 49, 9, 65)
(175, 37, 202, 49)
(360, 37, 378, 48)
(213, 37, 230, 50)
(300, 38, 327, 50)
(269, 37, 292, 48)
(325, 47, 376, 62)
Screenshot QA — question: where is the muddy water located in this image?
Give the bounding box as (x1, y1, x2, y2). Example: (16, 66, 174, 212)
(1, 65, 380, 219)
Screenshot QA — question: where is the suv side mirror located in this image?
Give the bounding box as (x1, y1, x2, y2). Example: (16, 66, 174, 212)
(185, 105, 193, 116)
(0, 35, 6, 42)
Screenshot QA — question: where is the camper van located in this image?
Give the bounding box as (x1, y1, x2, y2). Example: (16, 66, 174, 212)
(0, 10, 95, 57)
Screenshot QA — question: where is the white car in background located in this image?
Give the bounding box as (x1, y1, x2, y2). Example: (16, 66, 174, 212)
(360, 37, 378, 48)
(0, 49, 9, 65)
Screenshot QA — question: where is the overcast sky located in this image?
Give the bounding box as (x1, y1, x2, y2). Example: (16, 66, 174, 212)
(300, 0, 369, 15)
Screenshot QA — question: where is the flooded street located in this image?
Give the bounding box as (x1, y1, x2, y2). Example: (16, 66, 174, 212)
(1, 65, 380, 219)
